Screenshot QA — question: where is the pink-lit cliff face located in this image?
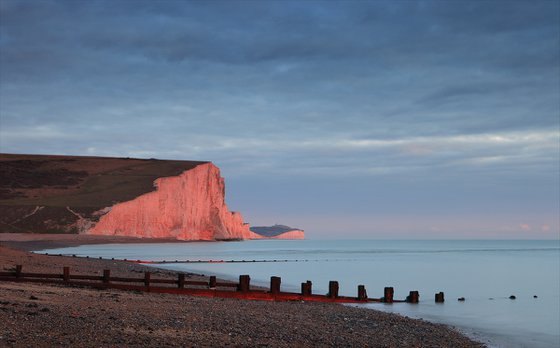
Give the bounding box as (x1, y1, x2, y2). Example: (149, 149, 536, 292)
(88, 163, 261, 240)
(268, 230, 305, 240)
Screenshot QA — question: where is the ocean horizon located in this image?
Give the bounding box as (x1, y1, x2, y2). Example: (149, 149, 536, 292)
(41, 239, 560, 348)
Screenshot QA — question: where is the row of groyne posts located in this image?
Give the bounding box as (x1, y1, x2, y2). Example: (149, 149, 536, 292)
(0, 265, 447, 304)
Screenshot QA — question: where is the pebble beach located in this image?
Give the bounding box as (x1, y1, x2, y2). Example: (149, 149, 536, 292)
(0, 236, 485, 347)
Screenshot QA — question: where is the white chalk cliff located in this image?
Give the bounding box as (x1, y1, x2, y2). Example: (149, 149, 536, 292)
(87, 163, 263, 240)
(268, 230, 305, 240)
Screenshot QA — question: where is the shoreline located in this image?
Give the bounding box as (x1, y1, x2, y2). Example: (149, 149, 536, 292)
(0, 233, 485, 347)
(0, 233, 223, 252)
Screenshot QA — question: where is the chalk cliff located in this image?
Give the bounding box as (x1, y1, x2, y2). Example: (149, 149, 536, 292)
(1, 154, 303, 241)
(267, 230, 305, 240)
(88, 163, 262, 240)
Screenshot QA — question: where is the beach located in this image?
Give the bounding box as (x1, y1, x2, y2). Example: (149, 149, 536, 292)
(0, 234, 484, 347)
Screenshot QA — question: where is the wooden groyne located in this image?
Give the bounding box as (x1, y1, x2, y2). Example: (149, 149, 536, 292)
(0, 265, 444, 304)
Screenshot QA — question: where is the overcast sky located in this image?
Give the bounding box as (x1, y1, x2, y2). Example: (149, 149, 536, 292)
(1, 0, 558, 239)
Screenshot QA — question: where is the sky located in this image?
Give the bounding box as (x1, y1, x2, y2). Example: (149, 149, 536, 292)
(0, 0, 558, 239)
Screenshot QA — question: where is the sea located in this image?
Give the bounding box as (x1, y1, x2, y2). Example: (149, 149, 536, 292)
(40, 239, 560, 348)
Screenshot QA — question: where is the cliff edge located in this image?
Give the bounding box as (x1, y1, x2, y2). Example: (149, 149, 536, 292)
(0, 154, 262, 240)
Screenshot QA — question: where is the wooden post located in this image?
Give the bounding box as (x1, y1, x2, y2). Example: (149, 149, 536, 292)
(209, 276, 217, 289)
(103, 270, 111, 284)
(407, 291, 419, 303)
(358, 285, 368, 300)
(178, 273, 185, 289)
(270, 276, 281, 295)
(435, 292, 445, 303)
(144, 272, 151, 288)
(238, 275, 250, 292)
(15, 265, 22, 278)
(63, 267, 70, 282)
(301, 281, 312, 296)
(328, 281, 339, 298)
(383, 287, 394, 303)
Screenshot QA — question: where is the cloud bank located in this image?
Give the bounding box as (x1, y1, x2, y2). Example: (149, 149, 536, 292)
(1, 0, 558, 237)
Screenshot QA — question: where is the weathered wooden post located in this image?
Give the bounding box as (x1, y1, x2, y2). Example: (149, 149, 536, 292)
(270, 276, 281, 295)
(301, 280, 312, 296)
(15, 265, 22, 278)
(238, 275, 250, 292)
(144, 272, 151, 288)
(63, 267, 70, 282)
(209, 276, 217, 289)
(357, 285, 368, 300)
(435, 292, 445, 303)
(383, 287, 394, 303)
(103, 270, 111, 284)
(178, 273, 185, 289)
(328, 281, 339, 298)
(407, 291, 419, 303)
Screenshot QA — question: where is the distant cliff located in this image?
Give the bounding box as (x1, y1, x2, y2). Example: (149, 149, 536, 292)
(250, 225, 305, 240)
(0, 154, 273, 241)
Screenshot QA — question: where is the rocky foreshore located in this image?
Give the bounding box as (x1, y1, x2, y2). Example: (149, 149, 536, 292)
(0, 239, 485, 347)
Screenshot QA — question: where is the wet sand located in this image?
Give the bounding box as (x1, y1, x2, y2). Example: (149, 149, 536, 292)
(0, 233, 196, 251)
(0, 234, 485, 347)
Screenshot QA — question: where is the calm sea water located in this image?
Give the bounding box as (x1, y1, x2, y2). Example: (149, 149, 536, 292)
(41, 240, 560, 348)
